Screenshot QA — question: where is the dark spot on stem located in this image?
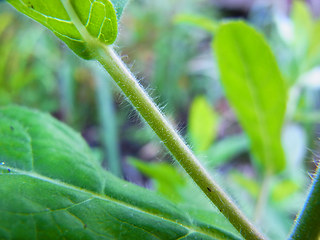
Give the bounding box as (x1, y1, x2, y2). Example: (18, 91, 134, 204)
(27, 1, 34, 9)
(84, 224, 87, 229)
(10, 126, 14, 131)
(207, 187, 212, 192)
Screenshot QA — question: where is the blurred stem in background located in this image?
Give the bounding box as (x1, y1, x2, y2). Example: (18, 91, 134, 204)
(152, 26, 192, 113)
(58, 55, 75, 124)
(294, 111, 320, 124)
(254, 170, 272, 223)
(93, 64, 122, 178)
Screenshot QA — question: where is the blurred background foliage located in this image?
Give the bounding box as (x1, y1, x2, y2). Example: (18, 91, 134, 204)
(0, 0, 320, 239)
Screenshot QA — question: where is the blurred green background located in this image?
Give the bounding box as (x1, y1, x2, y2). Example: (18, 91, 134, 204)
(0, 0, 319, 239)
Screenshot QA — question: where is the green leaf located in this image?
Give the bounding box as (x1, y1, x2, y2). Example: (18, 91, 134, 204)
(0, 12, 13, 36)
(230, 171, 259, 199)
(188, 96, 218, 153)
(174, 14, 218, 33)
(291, 0, 313, 63)
(205, 134, 249, 168)
(213, 21, 287, 174)
(0, 106, 240, 240)
(271, 179, 300, 202)
(128, 157, 186, 203)
(7, 0, 120, 59)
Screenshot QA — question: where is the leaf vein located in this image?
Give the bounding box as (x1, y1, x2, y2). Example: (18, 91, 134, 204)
(0, 167, 232, 239)
(233, 38, 271, 167)
(107, 211, 162, 240)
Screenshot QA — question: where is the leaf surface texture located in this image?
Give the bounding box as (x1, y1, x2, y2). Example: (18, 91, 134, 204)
(8, 0, 122, 59)
(214, 22, 287, 173)
(0, 106, 240, 240)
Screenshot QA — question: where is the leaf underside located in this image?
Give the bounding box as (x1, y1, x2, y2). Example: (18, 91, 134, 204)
(0, 106, 240, 240)
(214, 21, 287, 173)
(8, 0, 119, 59)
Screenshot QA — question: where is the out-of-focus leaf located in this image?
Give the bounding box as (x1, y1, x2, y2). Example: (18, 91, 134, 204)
(0, 106, 241, 240)
(294, 111, 320, 123)
(188, 96, 218, 153)
(128, 157, 186, 203)
(291, 0, 313, 63)
(230, 171, 259, 199)
(306, 21, 320, 68)
(276, 2, 320, 78)
(0, 12, 13, 36)
(205, 134, 249, 168)
(271, 179, 300, 202)
(214, 21, 287, 174)
(151, 27, 193, 112)
(0, 16, 48, 106)
(8, 0, 119, 59)
(174, 14, 218, 33)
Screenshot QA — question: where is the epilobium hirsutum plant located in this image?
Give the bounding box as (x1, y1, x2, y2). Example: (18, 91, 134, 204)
(0, 0, 319, 239)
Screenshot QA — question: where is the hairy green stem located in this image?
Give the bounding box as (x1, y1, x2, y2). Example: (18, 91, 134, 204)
(289, 166, 320, 240)
(97, 45, 264, 240)
(62, 1, 264, 239)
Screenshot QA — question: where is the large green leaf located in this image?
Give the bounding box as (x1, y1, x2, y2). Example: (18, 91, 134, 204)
(7, 0, 124, 59)
(0, 106, 240, 240)
(213, 21, 287, 173)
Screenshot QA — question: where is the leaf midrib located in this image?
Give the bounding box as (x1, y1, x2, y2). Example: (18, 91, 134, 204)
(0, 166, 236, 240)
(232, 34, 272, 171)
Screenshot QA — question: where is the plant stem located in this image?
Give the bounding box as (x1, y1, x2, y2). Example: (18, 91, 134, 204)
(254, 170, 272, 223)
(62, 1, 264, 239)
(96, 45, 264, 240)
(289, 166, 320, 240)
(93, 65, 122, 178)
(58, 55, 74, 124)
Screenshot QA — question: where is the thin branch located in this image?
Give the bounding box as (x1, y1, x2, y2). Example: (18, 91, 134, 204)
(254, 170, 272, 223)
